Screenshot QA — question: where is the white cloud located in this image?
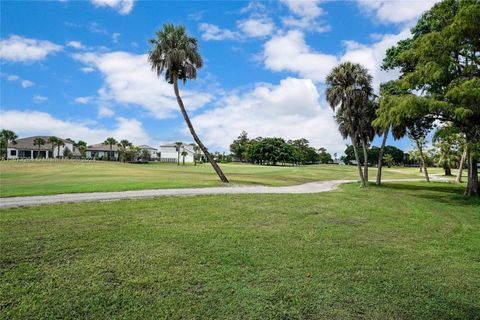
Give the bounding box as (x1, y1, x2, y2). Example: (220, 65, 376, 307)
(191, 77, 345, 155)
(6, 75, 19, 81)
(263, 28, 410, 89)
(357, 0, 439, 24)
(21, 80, 35, 88)
(199, 23, 240, 41)
(73, 51, 213, 119)
(74, 96, 94, 104)
(0, 35, 62, 62)
(237, 17, 275, 38)
(340, 28, 410, 89)
(66, 40, 84, 49)
(90, 0, 134, 15)
(80, 67, 96, 73)
(0, 110, 150, 145)
(280, 0, 329, 32)
(263, 30, 338, 82)
(32, 95, 48, 103)
(98, 105, 115, 118)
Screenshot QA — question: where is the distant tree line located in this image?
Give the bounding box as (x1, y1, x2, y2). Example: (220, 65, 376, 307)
(229, 131, 332, 165)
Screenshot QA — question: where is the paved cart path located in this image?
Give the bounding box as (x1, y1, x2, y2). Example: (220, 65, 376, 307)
(0, 178, 451, 209)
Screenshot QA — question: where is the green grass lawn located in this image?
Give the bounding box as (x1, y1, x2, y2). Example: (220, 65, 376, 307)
(1, 182, 478, 319)
(0, 161, 454, 197)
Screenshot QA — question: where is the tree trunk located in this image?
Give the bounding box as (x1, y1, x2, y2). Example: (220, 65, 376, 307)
(350, 131, 365, 187)
(465, 148, 479, 196)
(444, 165, 452, 176)
(456, 147, 467, 183)
(415, 139, 430, 182)
(376, 127, 389, 185)
(361, 138, 369, 183)
(173, 78, 228, 183)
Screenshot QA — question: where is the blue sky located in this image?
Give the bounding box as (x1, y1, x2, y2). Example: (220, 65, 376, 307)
(0, 0, 438, 155)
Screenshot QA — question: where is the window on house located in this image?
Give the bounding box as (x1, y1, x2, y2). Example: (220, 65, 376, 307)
(10, 150, 16, 156)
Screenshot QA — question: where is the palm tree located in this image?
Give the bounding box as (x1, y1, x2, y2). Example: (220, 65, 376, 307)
(175, 141, 183, 166)
(33, 137, 46, 159)
(148, 23, 229, 183)
(181, 150, 188, 165)
(104, 137, 118, 161)
(118, 139, 132, 162)
(193, 145, 199, 166)
(1, 129, 18, 160)
(47, 136, 64, 158)
(78, 145, 86, 159)
(326, 62, 373, 187)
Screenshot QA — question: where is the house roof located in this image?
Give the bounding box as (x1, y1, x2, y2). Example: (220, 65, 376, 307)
(160, 142, 196, 147)
(86, 143, 120, 152)
(8, 136, 70, 150)
(138, 145, 157, 150)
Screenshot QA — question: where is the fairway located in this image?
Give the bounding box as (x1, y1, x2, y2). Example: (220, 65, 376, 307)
(1, 182, 478, 319)
(0, 161, 453, 197)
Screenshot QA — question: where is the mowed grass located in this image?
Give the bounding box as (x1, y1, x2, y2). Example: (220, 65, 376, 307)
(0, 161, 452, 197)
(1, 182, 479, 319)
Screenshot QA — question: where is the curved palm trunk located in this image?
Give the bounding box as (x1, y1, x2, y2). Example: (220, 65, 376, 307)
(456, 147, 467, 183)
(350, 130, 365, 187)
(173, 78, 228, 183)
(376, 127, 389, 185)
(361, 138, 369, 183)
(415, 139, 430, 182)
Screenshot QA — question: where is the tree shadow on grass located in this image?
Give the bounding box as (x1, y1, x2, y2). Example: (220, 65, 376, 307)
(373, 182, 480, 207)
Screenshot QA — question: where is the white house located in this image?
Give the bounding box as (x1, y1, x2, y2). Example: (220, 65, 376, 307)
(138, 145, 158, 160)
(85, 143, 119, 160)
(7, 136, 74, 159)
(159, 143, 203, 163)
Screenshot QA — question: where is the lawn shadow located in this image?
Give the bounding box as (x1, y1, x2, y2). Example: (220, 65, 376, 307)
(374, 182, 480, 207)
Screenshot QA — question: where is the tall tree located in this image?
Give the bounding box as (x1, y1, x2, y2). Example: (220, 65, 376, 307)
(104, 137, 118, 161)
(33, 137, 46, 159)
(382, 0, 480, 196)
(175, 141, 183, 166)
(326, 62, 374, 187)
(230, 131, 249, 162)
(118, 139, 132, 162)
(148, 23, 228, 182)
(1, 129, 18, 160)
(193, 145, 199, 166)
(47, 136, 58, 158)
(181, 150, 188, 165)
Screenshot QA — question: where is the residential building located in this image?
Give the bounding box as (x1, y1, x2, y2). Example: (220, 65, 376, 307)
(138, 145, 158, 160)
(159, 143, 203, 163)
(7, 136, 74, 159)
(86, 143, 119, 160)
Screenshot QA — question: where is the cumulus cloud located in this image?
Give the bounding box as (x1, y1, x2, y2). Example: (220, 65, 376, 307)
(280, 0, 329, 32)
(263, 30, 338, 82)
(191, 77, 345, 155)
(263, 28, 410, 89)
(199, 23, 240, 41)
(66, 40, 84, 49)
(90, 0, 134, 15)
(74, 96, 94, 104)
(357, 0, 439, 25)
(0, 35, 62, 62)
(0, 110, 150, 145)
(80, 67, 96, 73)
(73, 51, 213, 119)
(237, 17, 275, 38)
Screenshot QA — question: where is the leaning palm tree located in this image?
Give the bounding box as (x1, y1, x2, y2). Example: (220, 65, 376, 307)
(104, 137, 118, 161)
(325, 62, 373, 187)
(33, 137, 46, 159)
(1, 129, 18, 160)
(175, 141, 183, 166)
(148, 23, 228, 183)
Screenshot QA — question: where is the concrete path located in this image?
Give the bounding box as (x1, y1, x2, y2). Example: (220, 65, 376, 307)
(0, 178, 449, 209)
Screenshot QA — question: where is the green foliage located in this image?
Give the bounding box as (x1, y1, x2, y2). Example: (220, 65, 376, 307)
(148, 23, 202, 84)
(230, 131, 249, 161)
(342, 144, 404, 166)
(1, 129, 18, 159)
(63, 147, 73, 159)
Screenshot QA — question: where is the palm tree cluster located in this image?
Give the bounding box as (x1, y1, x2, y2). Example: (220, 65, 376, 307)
(325, 62, 376, 187)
